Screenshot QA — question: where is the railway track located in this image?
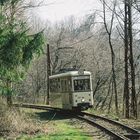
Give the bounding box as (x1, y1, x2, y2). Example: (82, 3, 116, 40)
(14, 103, 140, 140)
(77, 112, 140, 140)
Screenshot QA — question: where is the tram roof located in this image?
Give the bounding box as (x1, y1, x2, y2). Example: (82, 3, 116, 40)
(49, 71, 91, 79)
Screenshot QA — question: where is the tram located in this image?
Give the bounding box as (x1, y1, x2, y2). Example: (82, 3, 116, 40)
(49, 70, 93, 110)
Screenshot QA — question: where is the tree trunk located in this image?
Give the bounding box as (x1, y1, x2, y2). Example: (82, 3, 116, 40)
(6, 80, 12, 106)
(123, 0, 130, 118)
(102, 0, 118, 114)
(128, 0, 137, 118)
(100, 77, 112, 110)
(123, 0, 137, 118)
(108, 82, 113, 113)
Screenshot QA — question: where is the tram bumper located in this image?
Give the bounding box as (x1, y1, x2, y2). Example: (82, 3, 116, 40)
(77, 103, 91, 110)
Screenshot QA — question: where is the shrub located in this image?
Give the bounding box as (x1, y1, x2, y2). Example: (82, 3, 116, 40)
(0, 99, 41, 138)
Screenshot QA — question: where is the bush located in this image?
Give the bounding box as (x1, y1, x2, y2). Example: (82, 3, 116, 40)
(0, 99, 41, 138)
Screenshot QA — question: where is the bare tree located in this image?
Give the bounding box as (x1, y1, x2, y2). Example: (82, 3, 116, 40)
(100, 0, 119, 114)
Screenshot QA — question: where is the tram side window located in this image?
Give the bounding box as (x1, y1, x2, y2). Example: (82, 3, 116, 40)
(68, 80, 72, 91)
(61, 80, 65, 92)
(58, 79, 60, 90)
(50, 78, 60, 92)
(50, 79, 53, 92)
(61, 80, 69, 92)
(65, 80, 68, 91)
(74, 79, 90, 92)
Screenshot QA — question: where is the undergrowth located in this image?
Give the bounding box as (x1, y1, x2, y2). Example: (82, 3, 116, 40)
(0, 99, 42, 139)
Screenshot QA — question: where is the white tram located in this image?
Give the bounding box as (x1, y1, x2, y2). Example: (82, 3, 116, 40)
(49, 70, 93, 110)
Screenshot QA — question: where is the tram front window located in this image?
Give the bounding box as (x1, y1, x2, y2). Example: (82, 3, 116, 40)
(74, 79, 90, 92)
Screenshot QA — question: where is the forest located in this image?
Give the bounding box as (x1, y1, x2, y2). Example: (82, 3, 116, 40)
(0, 0, 140, 139)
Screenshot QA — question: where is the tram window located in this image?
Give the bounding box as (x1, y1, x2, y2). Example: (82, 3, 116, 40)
(68, 80, 72, 91)
(61, 80, 65, 92)
(74, 79, 90, 92)
(58, 79, 60, 89)
(61, 79, 70, 92)
(50, 78, 61, 92)
(65, 80, 67, 91)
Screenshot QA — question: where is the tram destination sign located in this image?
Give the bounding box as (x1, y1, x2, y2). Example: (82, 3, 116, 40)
(73, 76, 90, 80)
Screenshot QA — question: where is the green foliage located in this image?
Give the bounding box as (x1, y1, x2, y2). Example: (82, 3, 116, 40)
(0, 23, 44, 81)
(0, 0, 9, 5)
(0, 0, 45, 96)
(22, 31, 44, 66)
(0, 0, 19, 5)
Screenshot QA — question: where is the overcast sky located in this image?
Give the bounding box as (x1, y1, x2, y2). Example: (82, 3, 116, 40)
(32, 0, 102, 22)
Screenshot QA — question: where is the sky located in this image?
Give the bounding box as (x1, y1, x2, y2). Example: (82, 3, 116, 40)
(32, 0, 102, 23)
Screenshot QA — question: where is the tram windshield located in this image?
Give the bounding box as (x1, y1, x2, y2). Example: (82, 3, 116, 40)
(74, 79, 90, 92)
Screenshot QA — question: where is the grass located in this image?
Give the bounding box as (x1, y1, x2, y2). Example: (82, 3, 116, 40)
(87, 108, 120, 120)
(15, 120, 92, 140)
(0, 108, 93, 140)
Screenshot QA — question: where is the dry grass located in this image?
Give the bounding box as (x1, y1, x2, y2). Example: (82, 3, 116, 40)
(0, 99, 42, 138)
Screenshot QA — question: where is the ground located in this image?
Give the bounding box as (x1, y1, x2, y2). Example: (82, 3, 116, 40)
(0, 108, 140, 140)
(0, 109, 93, 140)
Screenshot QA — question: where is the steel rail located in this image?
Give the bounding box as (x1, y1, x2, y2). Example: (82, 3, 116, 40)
(81, 112, 140, 134)
(14, 104, 140, 140)
(76, 115, 130, 140)
(14, 103, 61, 111)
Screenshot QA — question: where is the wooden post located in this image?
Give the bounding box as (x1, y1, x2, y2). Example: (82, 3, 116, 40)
(46, 44, 51, 105)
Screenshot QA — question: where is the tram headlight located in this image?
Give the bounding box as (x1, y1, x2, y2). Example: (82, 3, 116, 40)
(81, 98, 85, 102)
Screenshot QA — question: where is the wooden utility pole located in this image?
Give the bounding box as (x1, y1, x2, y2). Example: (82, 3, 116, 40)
(124, 0, 137, 118)
(46, 44, 51, 105)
